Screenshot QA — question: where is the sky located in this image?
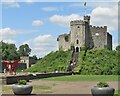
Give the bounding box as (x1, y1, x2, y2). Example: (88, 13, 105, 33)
(0, 0, 119, 58)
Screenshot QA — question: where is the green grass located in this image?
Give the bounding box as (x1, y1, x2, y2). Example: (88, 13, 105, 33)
(25, 49, 119, 75)
(115, 89, 120, 95)
(25, 50, 70, 73)
(42, 75, 118, 82)
(33, 85, 51, 90)
(75, 49, 119, 75)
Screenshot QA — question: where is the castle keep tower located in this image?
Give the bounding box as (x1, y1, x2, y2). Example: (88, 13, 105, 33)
(70, 16, 91, 52)
(57, 16, 112, 51)
(70, 20, 85, 52)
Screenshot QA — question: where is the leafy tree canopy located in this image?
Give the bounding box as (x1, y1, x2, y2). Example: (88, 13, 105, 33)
(32, 55, 38, 60)
(0, 41, 20, 60)
(1, 41, 32, 61)
(18, 44, 31, 56)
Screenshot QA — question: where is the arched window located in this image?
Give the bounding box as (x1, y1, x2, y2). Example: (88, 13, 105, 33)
(76, 40, 79, 44)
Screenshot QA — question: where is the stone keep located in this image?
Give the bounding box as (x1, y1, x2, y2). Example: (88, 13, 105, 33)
(57, 16, 112, 52)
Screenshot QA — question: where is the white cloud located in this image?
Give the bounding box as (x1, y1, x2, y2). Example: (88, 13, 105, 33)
(69, 2, 117, 10)
(87, 4, 118, 50)
(0, 28, 17, 43)
(23, 35, 58, 57)
(113, 43, 118, 50)
(0, 28, 16, 40)
(49, 14, 82, 27)
(2, 0, 20, 8)
(2, 39, 16, 43)
(90, 5, 118, 33)
(68, 3, 117, 33)
(25, 0, 34, 3)
(42, 7, 58, 12)
(87, 2, 117, 8)
(32, 20, 44, 26)
(25, 0, 39, 3)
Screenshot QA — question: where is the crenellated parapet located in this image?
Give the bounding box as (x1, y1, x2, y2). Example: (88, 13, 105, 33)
(90, 25, 107, 30)
(57, 15, 112, 51)
(70, 20, 85, 26)
(84, 15, 90, 20)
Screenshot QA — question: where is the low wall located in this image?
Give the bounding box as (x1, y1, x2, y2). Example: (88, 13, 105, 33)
(1, 63, 27, 73)
(16, 63, 27, 70)
(2, 73, 72, 84)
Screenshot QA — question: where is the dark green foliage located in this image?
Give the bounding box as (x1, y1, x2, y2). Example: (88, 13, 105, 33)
(97, 82, 109, 87)
(32, 55, 38, 60)
(18, 44, 31, 56)
(76, 49, 118, 75)
(25, 50, 71, 73)
(66, 64, 72, 72)
(116, 45, 120, 51)
(18, 80, 27, 85)
(0, 41, 32, 61)
(0, 41, 20, 60)
(57, 37, 59, 41)
(25, 49, 118, 75)
(64, 34, 69, 42)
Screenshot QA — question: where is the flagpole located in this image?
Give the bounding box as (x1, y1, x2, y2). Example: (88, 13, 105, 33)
(84, 1, 87, 16)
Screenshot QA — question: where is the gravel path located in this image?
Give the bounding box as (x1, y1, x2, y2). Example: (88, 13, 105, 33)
(2, 80, 118, 94)
(29, 80, 118, 94)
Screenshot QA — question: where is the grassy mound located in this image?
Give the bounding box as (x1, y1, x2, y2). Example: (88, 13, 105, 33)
(25, 49, 119, 75)
(75, 49, 118, 75)
(25, 50, 71, 73)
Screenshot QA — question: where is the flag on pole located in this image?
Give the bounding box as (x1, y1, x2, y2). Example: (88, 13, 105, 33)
(84, 2, 87, 6)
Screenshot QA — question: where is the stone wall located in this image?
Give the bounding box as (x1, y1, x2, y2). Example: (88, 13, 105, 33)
(107, 33, 112, 50)
(1, 63, 27, 73)
(57, 16, 112, 51)
(16, 63, 27, 70)
(58, 34, 70, 51)
(90, 26, 107, 49)
(70, 20, 85, 49)
(20, 57, 30, 69)
(20, 56, 37, 69)
(2, 73, 72, 84)
(85, 22, 91, 49)
(0, 57, 37, 73)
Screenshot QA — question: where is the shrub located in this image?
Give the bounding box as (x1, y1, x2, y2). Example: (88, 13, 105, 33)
(18, 80, 27, 85)
(96, 82, 109, 87)
(64, 34, 69, 42)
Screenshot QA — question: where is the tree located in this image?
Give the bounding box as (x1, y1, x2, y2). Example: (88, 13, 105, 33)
(116, 45, 120, 51)
(18, 44, 31, 56)
(1, 41, 20, 60)
(32, 55, 38, 60)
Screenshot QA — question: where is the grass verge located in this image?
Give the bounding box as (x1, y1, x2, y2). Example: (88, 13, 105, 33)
(42, 75, 118, 82)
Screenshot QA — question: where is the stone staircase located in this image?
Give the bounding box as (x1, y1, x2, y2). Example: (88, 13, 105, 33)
(66, 47, 88, 72)
(70, 51, 79, 70)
